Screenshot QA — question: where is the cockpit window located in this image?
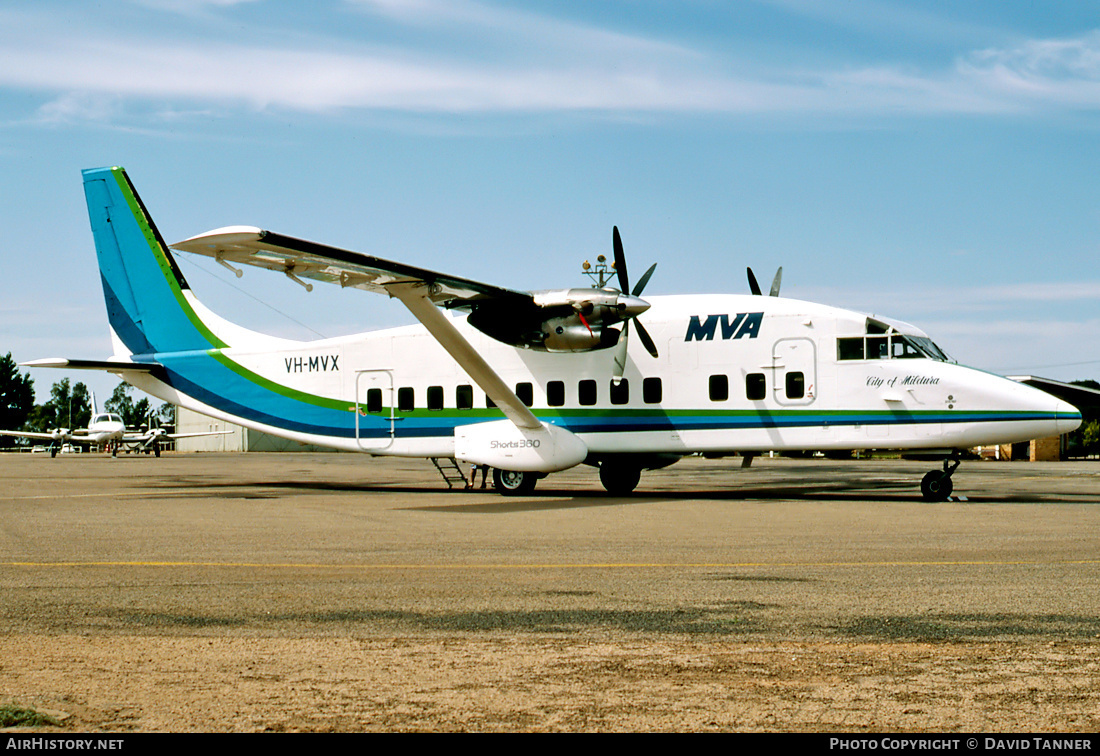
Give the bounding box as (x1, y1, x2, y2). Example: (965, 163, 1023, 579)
(891, 335, 925, 359)
(837, 333, 949, 362)
(908, 336, 951, 362)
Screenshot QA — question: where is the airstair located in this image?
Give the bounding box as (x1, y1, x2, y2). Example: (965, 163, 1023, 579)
(430, 457, 469, 489)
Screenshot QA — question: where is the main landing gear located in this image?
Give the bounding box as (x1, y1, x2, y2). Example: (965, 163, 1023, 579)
(492, 468, 538, 496)
(920, 454, 960, 502)
(599, 460, 641, 496)
(487, 462, 644, 496)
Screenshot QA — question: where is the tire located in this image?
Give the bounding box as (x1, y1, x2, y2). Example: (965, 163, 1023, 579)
(599, 462, 641, 495)
(920, 471, 953, 502)
(493, 468, 537, 496)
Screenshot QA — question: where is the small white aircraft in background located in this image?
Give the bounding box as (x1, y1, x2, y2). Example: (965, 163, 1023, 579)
(1, 409, 127, 457)
(2, 396, 228, 458)
(20, 167, 1082, 499)
(119, 422, 232, 457)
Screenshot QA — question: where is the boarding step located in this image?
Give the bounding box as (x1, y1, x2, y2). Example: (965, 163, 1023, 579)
(430, 457, 469, 489)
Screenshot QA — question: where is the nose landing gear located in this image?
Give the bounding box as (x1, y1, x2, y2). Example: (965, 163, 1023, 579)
(921, 454, 960, 502)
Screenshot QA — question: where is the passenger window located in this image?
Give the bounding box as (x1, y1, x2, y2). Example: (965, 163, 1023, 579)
(746, 373, 766, 401)
(547, 380, 565, 407)
(643, 377, 662, 404)
(366, 388, 382, 413)
(516, 382, 533, 407)
(398, 387, 415, 412)
(837, 338, 864, 361)
(579, 379, 597, 406)
(427, 386, 443, 411)
(610, 379, 629, 405)
(456, 384, 473, 410)
(486, 395, 497, 408)
(709, 374, 729, 402)
(786, 372, 805, 400)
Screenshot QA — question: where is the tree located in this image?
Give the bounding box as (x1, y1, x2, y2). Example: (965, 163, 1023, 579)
(153, 401, 176, 429)
(0, 353, 35, 447)
(1082, 420, 1100, 458)
(104, 382, 152, 428)
(24, 377, 91, 433)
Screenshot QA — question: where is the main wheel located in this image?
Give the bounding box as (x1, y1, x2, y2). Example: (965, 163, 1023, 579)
(493, 468, 537, 496)
(599, 462, 641, 495)
(920, 470, 953, 502)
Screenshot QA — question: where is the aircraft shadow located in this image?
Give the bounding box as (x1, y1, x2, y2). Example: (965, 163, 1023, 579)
(138, 475, 1096, 510)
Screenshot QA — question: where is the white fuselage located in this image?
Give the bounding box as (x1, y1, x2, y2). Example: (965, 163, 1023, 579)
(122, 292, 1078, 461)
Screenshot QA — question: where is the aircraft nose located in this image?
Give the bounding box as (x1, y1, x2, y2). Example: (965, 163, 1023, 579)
(1055, 399, 1083, 436)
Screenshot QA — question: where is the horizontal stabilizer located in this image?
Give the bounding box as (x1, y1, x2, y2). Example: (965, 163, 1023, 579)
(21, 358, 165, 377)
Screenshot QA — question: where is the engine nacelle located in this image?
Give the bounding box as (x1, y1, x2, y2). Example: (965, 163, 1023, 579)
(467, 287, 647, 353)
(541, 315, 617, 352)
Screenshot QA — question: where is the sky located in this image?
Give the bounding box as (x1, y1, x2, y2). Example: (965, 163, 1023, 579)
(1, 0, 1099, 406)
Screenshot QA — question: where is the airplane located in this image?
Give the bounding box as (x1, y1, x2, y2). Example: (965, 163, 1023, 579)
(1, 409, 127, 457)
(20, 166, 1082, 499)
(1, 397, 228, 458)
(119, 423, 233, 456)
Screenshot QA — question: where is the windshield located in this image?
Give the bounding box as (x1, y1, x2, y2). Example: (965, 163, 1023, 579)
(837, 333, 950, 362)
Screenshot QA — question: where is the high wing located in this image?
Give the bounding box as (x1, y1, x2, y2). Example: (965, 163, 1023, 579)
(172, 227, 531, 309)
(172, 227, 544, 431)
(171, 227, 652, 359)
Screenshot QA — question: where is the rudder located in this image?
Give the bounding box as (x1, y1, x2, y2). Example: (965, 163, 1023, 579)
(82, 167, 226, 357)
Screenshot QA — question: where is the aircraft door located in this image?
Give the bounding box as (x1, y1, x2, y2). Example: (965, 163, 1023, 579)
(355, 369, 396, 451)
(772, 338, 817, 406)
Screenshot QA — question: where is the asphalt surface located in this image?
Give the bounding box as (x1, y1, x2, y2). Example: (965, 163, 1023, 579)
(2, 452, 1099, 642)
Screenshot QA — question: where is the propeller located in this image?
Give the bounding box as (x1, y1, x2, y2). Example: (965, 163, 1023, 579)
(747, 266, 783, 297)
(610, 226, 658, 380)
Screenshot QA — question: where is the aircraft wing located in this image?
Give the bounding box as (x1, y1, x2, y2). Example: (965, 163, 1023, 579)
(122, 430, 233, 442)
(171, 227, 532, 310)
(0, 430, 62, 441)
(171, 227, 543, 431)
(164, 430, 233, 440)
(0, 430, 95, 443)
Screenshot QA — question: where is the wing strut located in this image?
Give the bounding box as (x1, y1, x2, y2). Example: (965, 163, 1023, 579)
(386, 282, 542, 432)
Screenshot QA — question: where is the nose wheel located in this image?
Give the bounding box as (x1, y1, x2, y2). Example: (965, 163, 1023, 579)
(921, 455, 960, 502)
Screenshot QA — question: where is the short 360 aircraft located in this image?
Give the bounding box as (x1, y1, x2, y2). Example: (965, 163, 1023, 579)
(23, 167, 1082, 498)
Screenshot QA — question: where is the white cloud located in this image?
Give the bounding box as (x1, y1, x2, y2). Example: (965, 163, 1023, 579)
(3, 5, 1100, 120)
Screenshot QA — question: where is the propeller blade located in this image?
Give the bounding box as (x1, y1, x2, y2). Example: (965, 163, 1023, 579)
(634, 319, 658, 358)
(632, 263, 657, 297)
(612, 226, 629, 293)
(747, 267, 762, 296)
(769, 266, 783, 297)
(612, 322, 629, 381)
